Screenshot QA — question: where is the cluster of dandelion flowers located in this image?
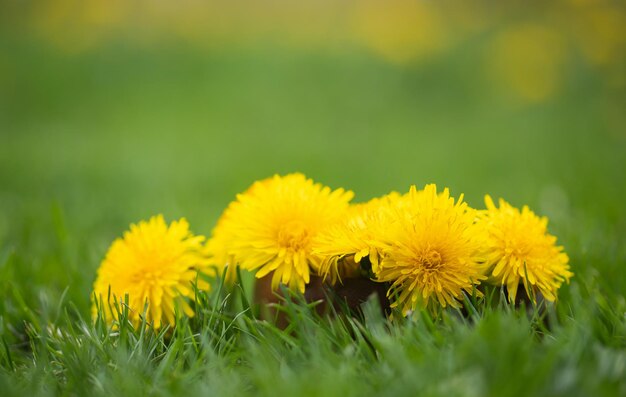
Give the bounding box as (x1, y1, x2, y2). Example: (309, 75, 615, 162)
(479, 195, 573, 302)
(374, 184, 485, 315)
(313, 192, 400, 284)
(208, 173, 353, 292)
(92, 215, 210, 329)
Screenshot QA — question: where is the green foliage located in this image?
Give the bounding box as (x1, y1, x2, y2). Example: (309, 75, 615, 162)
(0, 274, 625, 397)
(1, 39, 625, 396)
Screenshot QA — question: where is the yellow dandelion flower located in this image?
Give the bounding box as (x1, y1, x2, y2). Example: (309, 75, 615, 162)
(313, 192, 400, 284)
(92, 215, 209, 329)
(206, 178, 278, 284)
(479, 195, 573, 302)
(206, 204, 241, 286)
(376, 184, 484, 315)
(217, 173, 353, 292)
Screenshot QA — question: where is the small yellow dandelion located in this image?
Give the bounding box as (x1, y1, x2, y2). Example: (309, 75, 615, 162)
(213, 173, 353, 292)
(313, 192, 400, 284)
(92, 215, 209, 329)
(375, 184, 484, 314)
(479, 195, 573, 302)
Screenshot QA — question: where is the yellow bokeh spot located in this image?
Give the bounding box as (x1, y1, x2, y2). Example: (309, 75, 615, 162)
(575, 6, 626, 66)
(487, 23, 567, 103)
(351, 0, 447, 65)
(30, 0, 128, 53)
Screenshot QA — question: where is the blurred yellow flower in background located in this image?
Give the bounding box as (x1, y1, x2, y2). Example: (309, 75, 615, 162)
(375, 184, 484, 314)
(209, 173, 353, 292)
(351, 0, 447, 65)
(479, 196, 573, 302)
(570, 2, 626, 67)
(487, 23, 567, 103)
(29, 0, 128, 53)
(92, 215, 210, 329)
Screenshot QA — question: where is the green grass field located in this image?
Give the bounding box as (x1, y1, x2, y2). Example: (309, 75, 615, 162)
(1, 37, 625, 396)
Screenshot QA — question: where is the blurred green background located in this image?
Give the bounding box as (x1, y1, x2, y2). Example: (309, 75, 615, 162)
(0, 0, 625, 317)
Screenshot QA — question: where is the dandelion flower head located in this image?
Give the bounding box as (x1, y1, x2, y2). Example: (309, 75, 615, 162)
(216, 173, 353, 292)
(313, 192, 400, 284)
(92, 215, 209, 329)
(479, 195, 573, 302)
(376, 184, 484, 314)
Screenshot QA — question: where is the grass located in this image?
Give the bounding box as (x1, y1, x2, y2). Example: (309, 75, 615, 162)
(1, 39, 625, 396)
